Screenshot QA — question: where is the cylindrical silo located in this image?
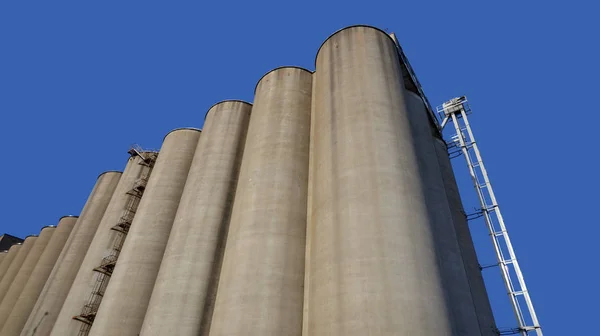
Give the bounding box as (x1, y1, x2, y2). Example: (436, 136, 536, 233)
(307, 25, 454, 335)
(0, 245, 21, 286)
(209, 68, 312, 336)
(0, 226, 55, 330)
(404, 90, 482, 335)
(0, 217, 77, 336)
(50, 155, 152, 336)
(88, 128, 201, 336)
(140, 101, 251, 336)
(0, 253, 5, 272)
(0, 237, 37, 311)
(433, 136, 498, 335)
(20, 172, 121, 336)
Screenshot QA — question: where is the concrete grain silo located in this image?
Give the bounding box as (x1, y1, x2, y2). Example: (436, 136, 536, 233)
(21, 172, 121, 336)
(0, 236, 37, 311)
(140, 101, 251, 336)
(433, 136, 498, 335)
(88, 128, 201, 336)
(0, 226, 55, 330)
(0, 245, 21, 285)
(51, 154, 155, 336)
(0, 253, 5, 271)
(0, 216, 77, 336)
(209, 67, 312, 336)
(404, 90, 482, 335)
(306, 26, 454, 335)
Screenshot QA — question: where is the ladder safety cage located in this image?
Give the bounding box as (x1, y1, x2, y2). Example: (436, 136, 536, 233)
(437, 97, 542, 336)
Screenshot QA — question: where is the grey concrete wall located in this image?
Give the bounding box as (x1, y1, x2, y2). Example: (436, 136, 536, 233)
(209, 68, 312, 336)
(1, 217, 76, 336)
(88, 129, 201, 336)
(306, 26, 454, 335)
(404, 90, 482, 335)
(0, 237, 37, 311)
(0, 245, 21, 286)
(0, 227, 55, 330)
(0, 253, 5, 275)
(21, 172, 121, 336)
(433, 136, 498, 335)
(140, 101, 251, 336)
(50, 156, 149, 336)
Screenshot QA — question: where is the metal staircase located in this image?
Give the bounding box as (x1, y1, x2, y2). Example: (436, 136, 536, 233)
(73, 147, 157, 336)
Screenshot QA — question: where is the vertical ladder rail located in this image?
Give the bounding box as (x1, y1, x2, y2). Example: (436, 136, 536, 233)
(439, 98, 542, 336)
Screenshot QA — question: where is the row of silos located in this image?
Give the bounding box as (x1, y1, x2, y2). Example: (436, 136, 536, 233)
(0, 24, 497, 336)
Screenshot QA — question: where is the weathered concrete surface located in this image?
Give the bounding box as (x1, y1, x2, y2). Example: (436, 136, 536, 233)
(50, 156, 149, 336)
(433, 136, 498, 335)
(404, 90, 482, 335)
(20, 172, 121, 336)
(88, 129, 201, 336)
(0, 217, 76, 336)
(0, 245, 21, 286)
(209, 68, 311, 336)
(0, 237, 37, 313)
(0, 227, 55, 330)
(306, 26, 454, 336)
(140, 101, 251, 336)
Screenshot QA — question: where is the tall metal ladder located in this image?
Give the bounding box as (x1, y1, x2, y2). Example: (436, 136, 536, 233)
(437, 97, 542, 336)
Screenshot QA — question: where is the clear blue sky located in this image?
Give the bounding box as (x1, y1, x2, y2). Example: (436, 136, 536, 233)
(1, 1, 596, 334)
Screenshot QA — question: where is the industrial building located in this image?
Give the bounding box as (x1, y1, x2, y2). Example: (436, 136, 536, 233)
(0, 25, 541, 336)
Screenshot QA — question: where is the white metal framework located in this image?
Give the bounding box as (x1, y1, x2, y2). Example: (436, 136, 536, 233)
(437, 97, 542, 336)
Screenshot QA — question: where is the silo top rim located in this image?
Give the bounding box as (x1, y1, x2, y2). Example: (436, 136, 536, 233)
(1, 250, 8, 253)
(41, 225, 56, 230)
(315, 25, 395, 66)
(254, 66, 314, 95)
(59, 215, 79, 221)
(204, 100, 253, 121)
(97, 171, 123, 179)
(25, 235, 38, 239)
(163, 127, 202, 142)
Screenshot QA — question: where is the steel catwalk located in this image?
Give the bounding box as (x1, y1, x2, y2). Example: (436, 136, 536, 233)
(88, 129, 201, 336)
(20, 172, 121, 336)
(209, 68, 312, 336)
(0, 237, 37, 312)
(50, 157, 148, 336)
(140, 101, 251, 336)
(306, 26, 454, 335)
(1, 217, 76, 336)
(0, 227, 55, 330)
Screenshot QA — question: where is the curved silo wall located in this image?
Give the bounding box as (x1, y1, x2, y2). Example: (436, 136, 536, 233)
(433, 136, 498, 335)
(210, 68, 312, 336)
(0, 217, 77, 336)
(0, 227, 55, 330)
(0, 245, 21, 286)
(50, 156, 150, 336)
(306, 26, 454, 336)
(88, 128, 201, 336)
(0, 253, 5, 272)
(0, 237, 37, 311)
(20, 172, 121, 336)
(404, 90, 482, 335)
(140, 101, 251, 336)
